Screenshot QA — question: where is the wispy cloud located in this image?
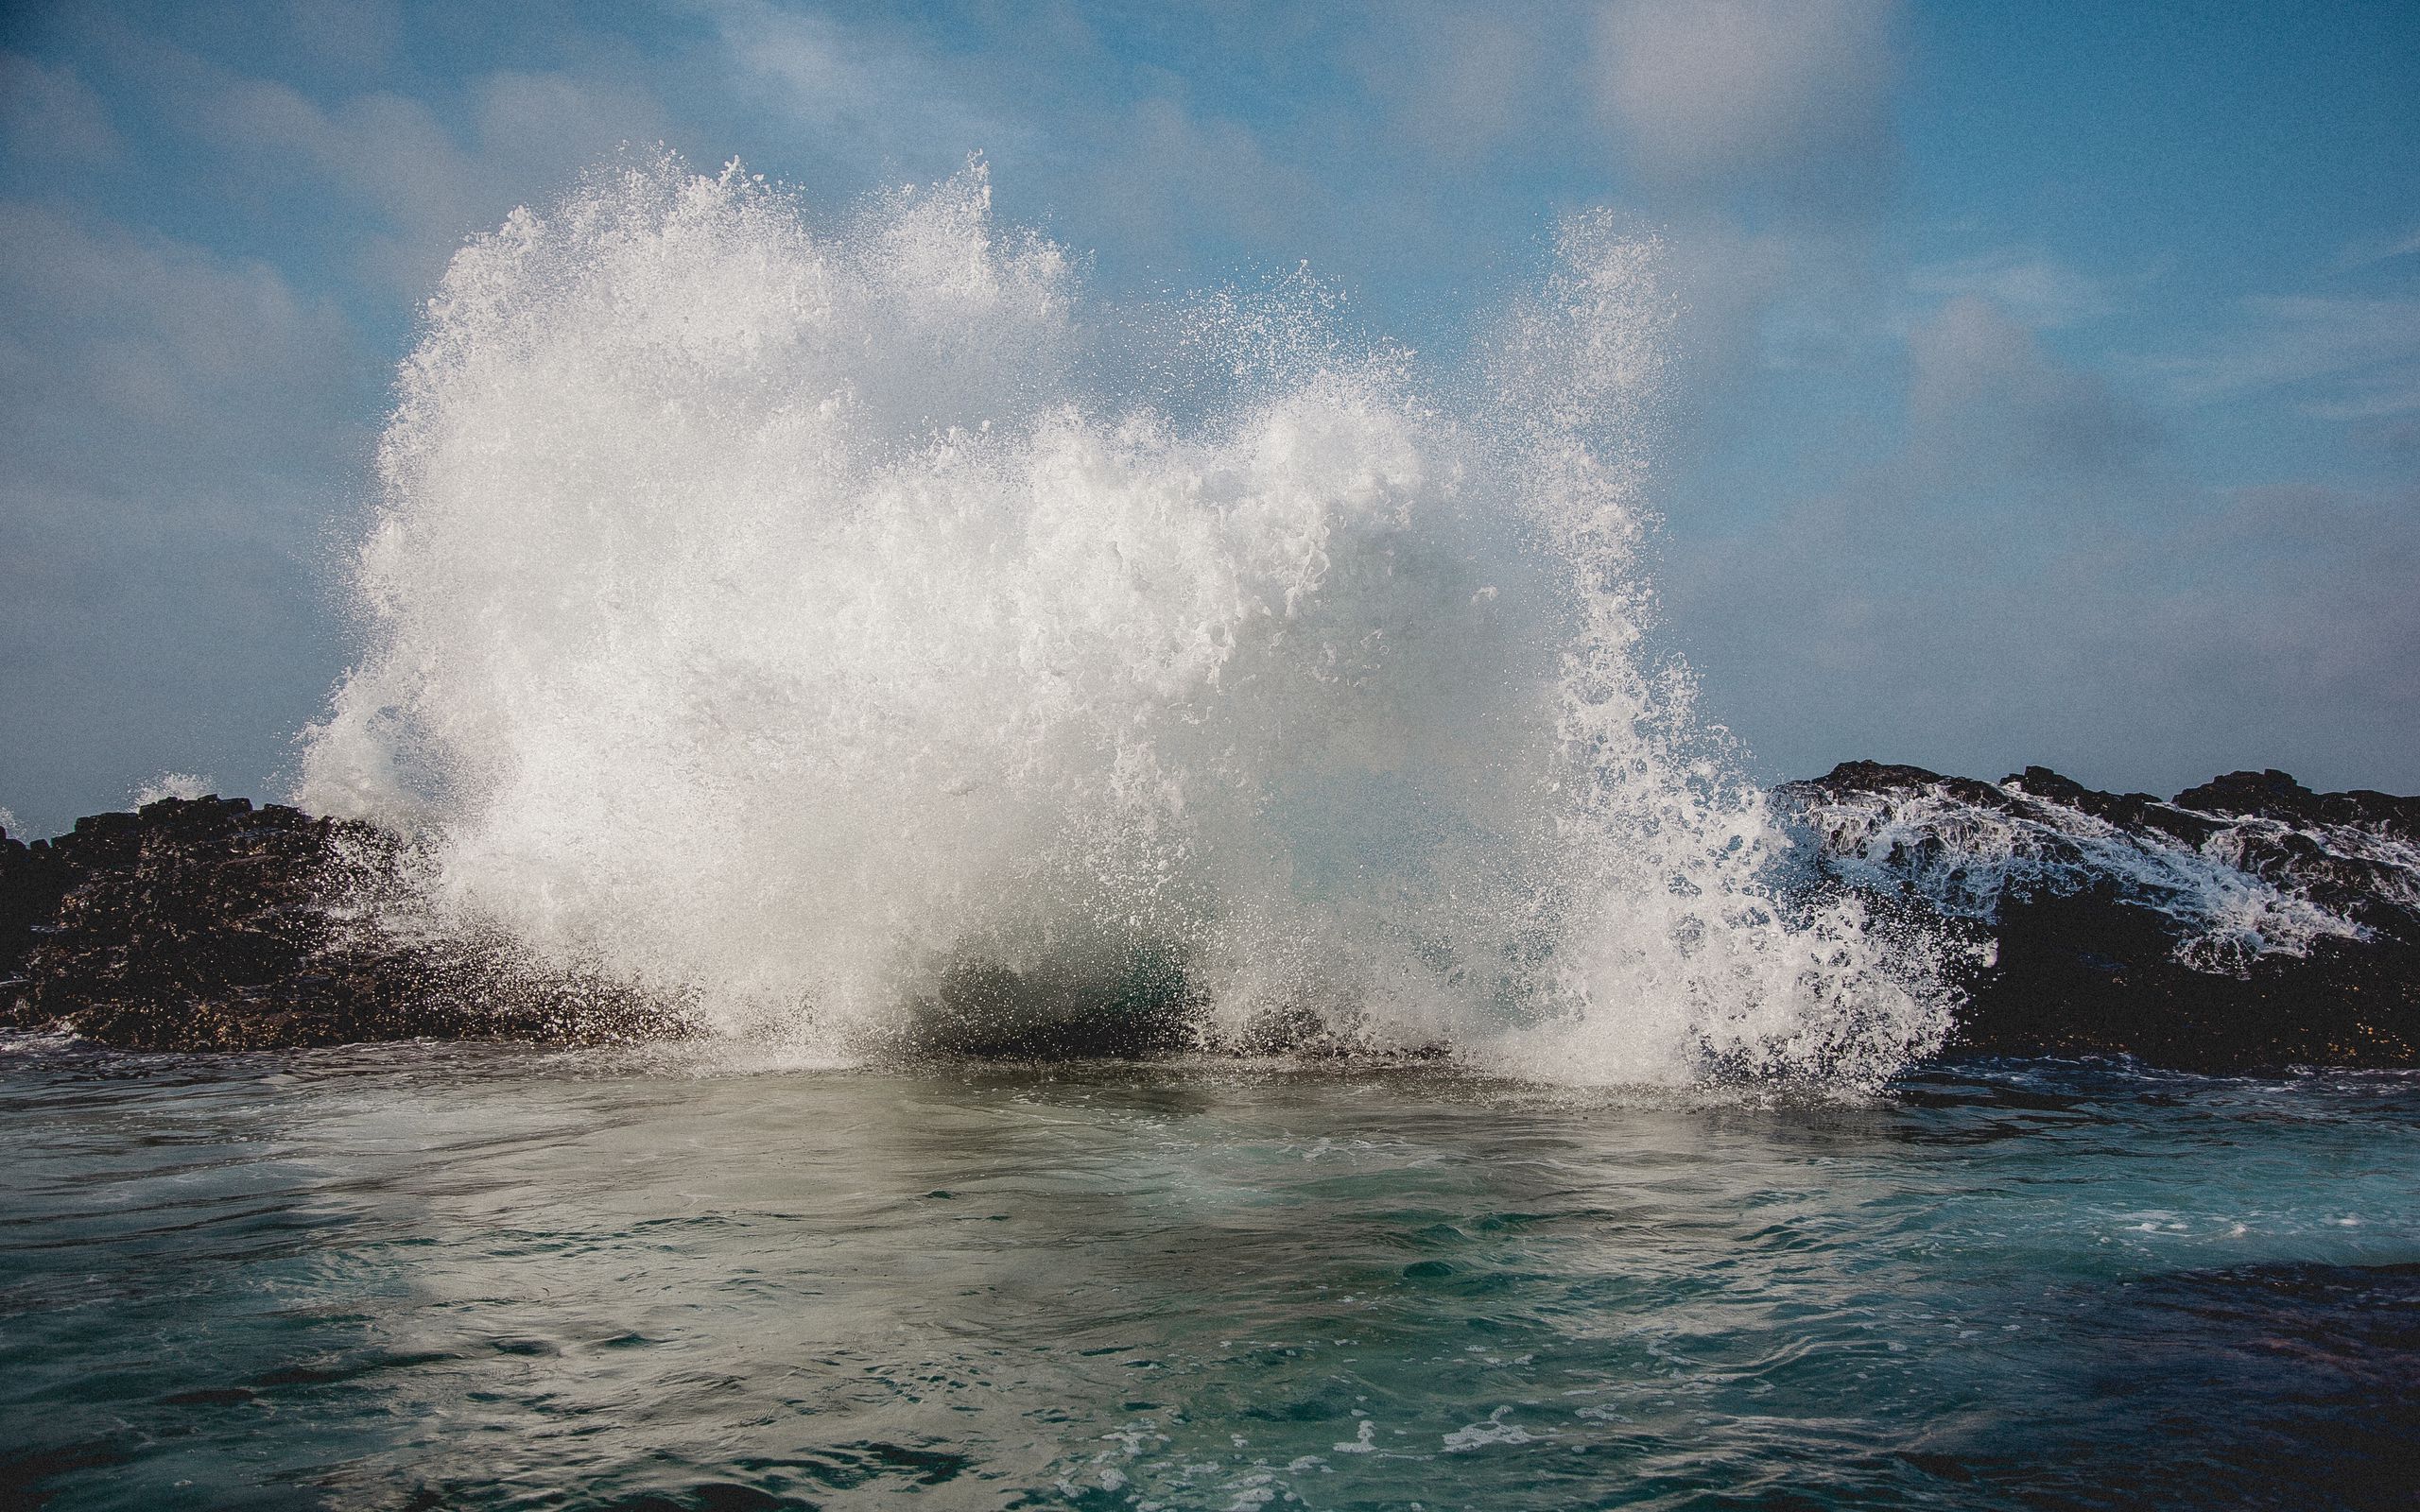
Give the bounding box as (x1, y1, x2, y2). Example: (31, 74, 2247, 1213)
(2335, 224, 2420, 271)
(708, 0, 1022, 173)
(98, 29, 671, 296)
(1085, 94, 1321, 261)
(0, 202, 359, 482)
(2151, 294, 2420, 420)
(1909, 249, 2111, 330)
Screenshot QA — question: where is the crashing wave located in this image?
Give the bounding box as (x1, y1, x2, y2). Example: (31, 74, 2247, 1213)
(292, 152, 1952, 1089)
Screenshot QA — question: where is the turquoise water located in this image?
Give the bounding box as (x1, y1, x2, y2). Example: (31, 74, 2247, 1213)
(3, 1038, 2414, 1510)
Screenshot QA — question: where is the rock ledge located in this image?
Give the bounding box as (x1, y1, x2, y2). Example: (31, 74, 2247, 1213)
(2, 796, 680, 1051)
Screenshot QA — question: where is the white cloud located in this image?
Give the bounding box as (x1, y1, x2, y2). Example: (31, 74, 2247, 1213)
(199, 76, 481, 290)
(0, 51, 121, 164)
(1350, 2, 1562, 163)
(0, 205, 370, 833)
(164, 48, 669, 295)
(710, 0, 1018, 171)
(709, 2, 1324, 282)
(1668, 471, 2420, 794)
(0, 202, 359, 483)
(1655, 280, 2420, 792)
(1906, 296, 2154, 478)
(1592, 0, 1900, 198)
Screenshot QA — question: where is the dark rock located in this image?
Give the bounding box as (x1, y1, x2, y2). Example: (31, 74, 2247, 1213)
(1789, 760, 2012, 811)
(2174, 768, 2420, 839)
(2002, 766, 2165, 831)
(1, 826, 74, 988)
(1960, 885, 2418, 1070)
(1780, 763, 2420, 1072)
(2, 795, 688, 1052)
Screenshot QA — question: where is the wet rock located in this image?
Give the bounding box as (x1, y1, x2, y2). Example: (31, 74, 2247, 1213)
(1, 796, 686, 1052)
(1777, 763, 2420, 1072)
(0, 824, 74, 991)
(10, 769, 2416, 1070)
(2172, 768, 2420, 839)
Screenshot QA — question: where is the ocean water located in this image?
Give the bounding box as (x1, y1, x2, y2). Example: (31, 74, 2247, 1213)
(4, 1038, 2413, 1511)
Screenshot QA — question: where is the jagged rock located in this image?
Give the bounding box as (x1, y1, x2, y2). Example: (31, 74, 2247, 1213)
(1777, 763, 2420, 1071)
(9, 769, 2417, 1070)
(1, 796, 686, 1051)
(2173, 768, 2420, 838)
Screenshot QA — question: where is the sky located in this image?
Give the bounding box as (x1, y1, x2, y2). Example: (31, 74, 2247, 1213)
(2, 0, 2416, 835)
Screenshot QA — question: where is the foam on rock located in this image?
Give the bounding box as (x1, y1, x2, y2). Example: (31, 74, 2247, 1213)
(1776, 764, 2420, 1070)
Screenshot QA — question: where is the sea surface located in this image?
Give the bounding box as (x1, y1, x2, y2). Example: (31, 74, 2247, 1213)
(3, 1037, 2413, 1511)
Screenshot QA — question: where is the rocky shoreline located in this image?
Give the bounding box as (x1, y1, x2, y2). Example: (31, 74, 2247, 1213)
(0, 796, 679, 1051)
(6, 767, 2417, 1071)
(1776, 763, 2420, 1072)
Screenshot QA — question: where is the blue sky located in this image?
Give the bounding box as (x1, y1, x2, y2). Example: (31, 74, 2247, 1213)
(3, 0, 2416, 834)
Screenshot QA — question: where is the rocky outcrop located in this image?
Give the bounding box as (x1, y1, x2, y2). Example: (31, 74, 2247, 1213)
(1777, 764, 2420, 1071)
(9, 769, 2417, 1070)
(1, 796, 683, 1051)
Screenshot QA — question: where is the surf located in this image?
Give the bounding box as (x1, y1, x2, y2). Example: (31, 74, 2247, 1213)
(297, 151, 1950, 1089)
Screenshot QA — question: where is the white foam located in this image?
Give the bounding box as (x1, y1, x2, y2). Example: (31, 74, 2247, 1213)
(132, 772, 215, 807)
(299, 152, 1950, 1088)
(1791, 776, 2420, 972)
(1442, 1407, 1547, 1452)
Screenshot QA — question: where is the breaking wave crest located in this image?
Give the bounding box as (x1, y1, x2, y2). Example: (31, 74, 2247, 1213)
(299, 153, 1950, 1087)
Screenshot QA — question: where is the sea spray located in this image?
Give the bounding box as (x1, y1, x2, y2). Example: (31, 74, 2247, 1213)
(300, 152, 1950, 1086)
